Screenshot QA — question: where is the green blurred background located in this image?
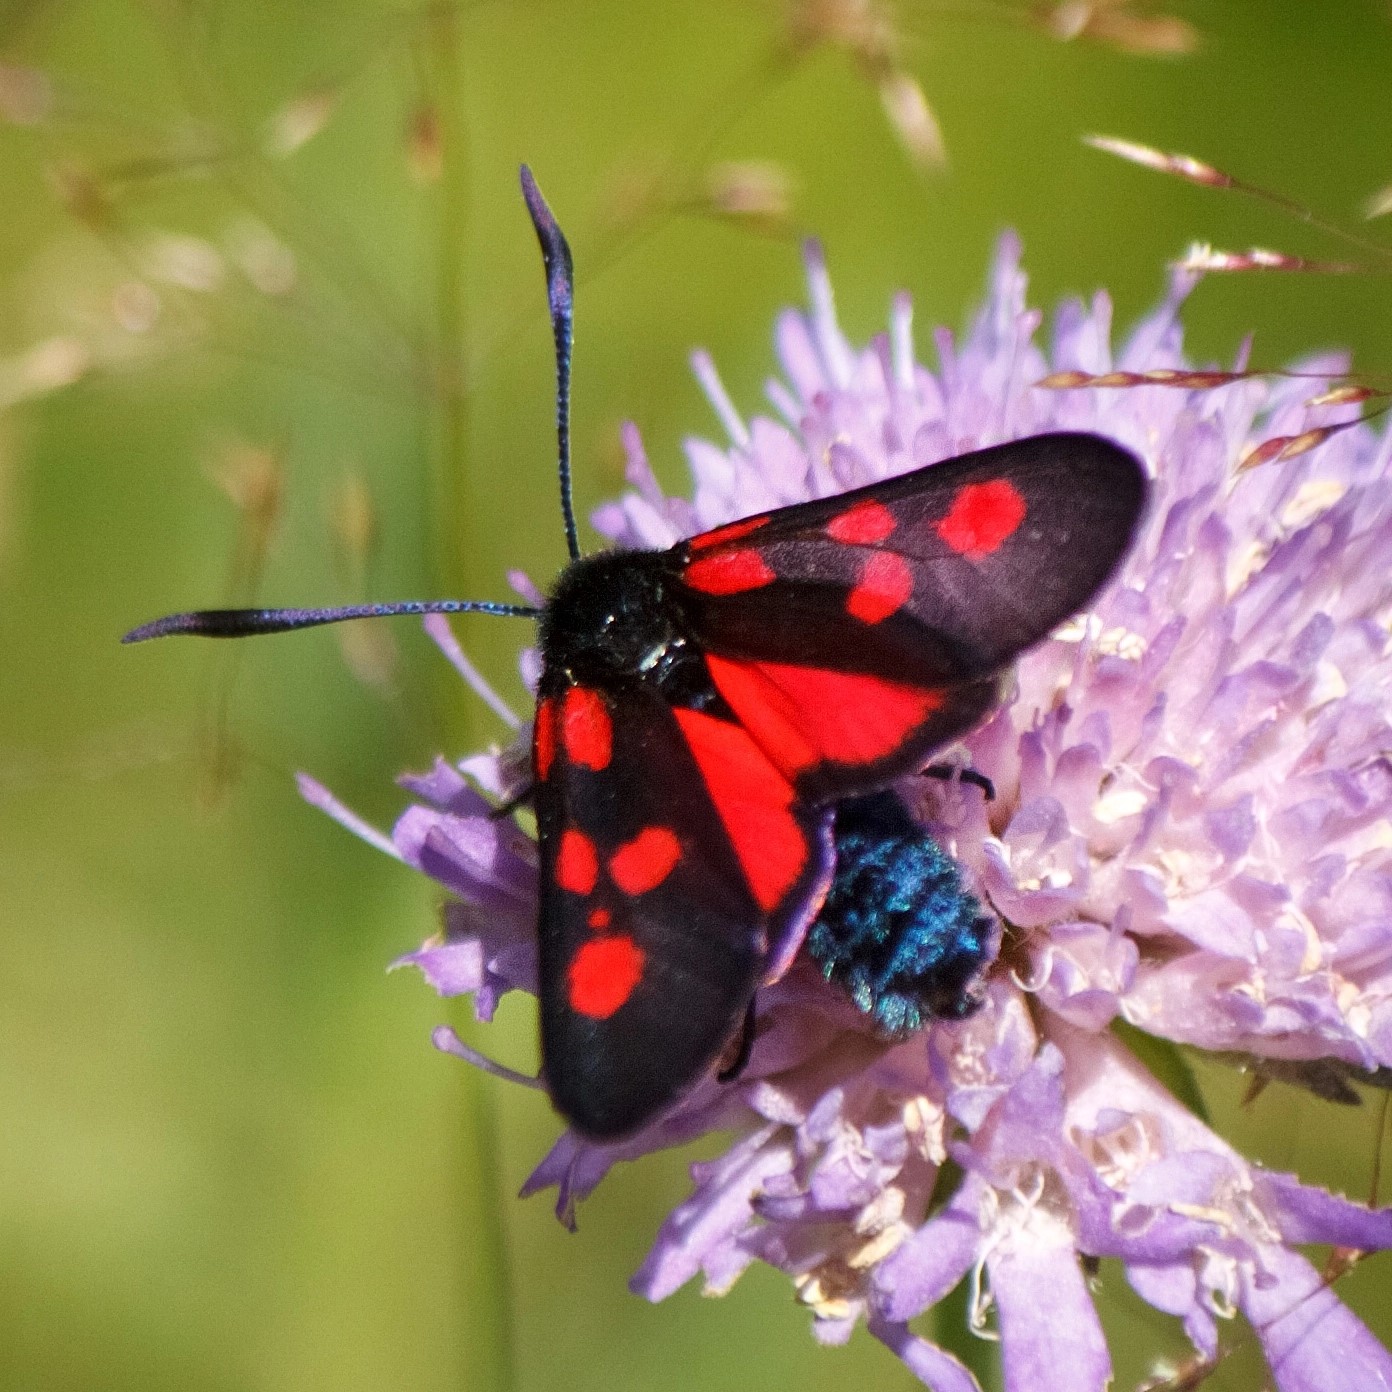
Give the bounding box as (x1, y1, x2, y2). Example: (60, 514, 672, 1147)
(4, 3, 1392, 1389)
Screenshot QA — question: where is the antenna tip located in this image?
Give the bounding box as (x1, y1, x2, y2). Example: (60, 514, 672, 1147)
(121, 610, 233, 642)
(519, 164, 569, 269)
(520, 164, 552, 227)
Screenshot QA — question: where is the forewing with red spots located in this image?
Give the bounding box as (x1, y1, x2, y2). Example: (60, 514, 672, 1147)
(665, 433, 1144, 798)
(533, 679, 833, 1139)
(673, 433, 1146, 682)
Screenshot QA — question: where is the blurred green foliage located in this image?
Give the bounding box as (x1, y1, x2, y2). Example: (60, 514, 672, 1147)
(3, 2, 1392, 1389)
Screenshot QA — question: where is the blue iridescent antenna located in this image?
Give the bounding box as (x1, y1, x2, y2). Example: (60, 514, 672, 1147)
(122, 599, 539, 644)
(122, 167, 582, 645)
(519, 164, 580, 562)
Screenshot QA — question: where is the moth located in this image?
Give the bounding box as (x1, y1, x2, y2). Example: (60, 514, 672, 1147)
(126, 167, 1147, 1139)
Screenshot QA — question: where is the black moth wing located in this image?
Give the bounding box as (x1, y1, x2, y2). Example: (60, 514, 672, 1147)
(658, 432, 1146, 801)
(672, 432, 1146, 682)
(534, 678, 833, 1140)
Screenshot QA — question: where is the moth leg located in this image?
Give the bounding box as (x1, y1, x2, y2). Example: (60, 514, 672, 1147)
(716, 998, 759, 1083)
(922, 763, 995, 802)
(489, 782, 535, 820)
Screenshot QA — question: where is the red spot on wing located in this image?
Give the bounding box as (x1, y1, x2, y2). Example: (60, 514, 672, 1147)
(826, 499, 895, 544)
(846, 551, 913, 624)
(609, 826, 681, 896)
(568, 936, 646, 1019)
(534, 696, 557, 780)
(706, 655, 944, 777)
(672, 707, 807, 914)
(556, 828, 599, 895)
(684, 548, 776, 595)
(935, 479, 1027, 558)
(562, 686, 612, 769)
(688, 515, 769, 551)
(587, 907, 611, 930)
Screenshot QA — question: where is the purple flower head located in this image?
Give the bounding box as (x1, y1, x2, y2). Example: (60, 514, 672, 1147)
(303, 235, 1392, 1388)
